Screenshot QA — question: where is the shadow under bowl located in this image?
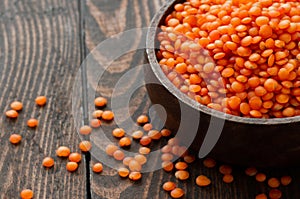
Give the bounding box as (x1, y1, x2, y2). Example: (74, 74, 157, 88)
(145, 0, 300, 167)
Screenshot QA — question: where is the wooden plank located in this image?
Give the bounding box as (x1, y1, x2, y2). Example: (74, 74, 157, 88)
(0, 0, 86, 198)
(84, 0, 300, 199)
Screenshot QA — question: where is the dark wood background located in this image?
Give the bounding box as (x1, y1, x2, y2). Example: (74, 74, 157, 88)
(0, 0, 299, 198)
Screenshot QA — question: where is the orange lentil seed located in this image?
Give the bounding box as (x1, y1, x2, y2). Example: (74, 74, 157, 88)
(256, 173, 267, 182)
(56, 146, 71, 157)
(129, 171, 142, 181)
(68, 153, 82, 163)
(161, 129, 172, 137)
(112, 128, 125, 138)
(92, 110, 103, 118)
(90, 119, 101, 128)
(102, 110, 114, 120)
(139, 147, 151, 155)
(42, 157, 54, 168)
(269, 189, 282, 199)
(140, 136, 152, 146)
(281, 175, 292, 186)
(5, 110, 18, 118)
(66, 162, 78, 172)
(20, 189, 34, 199)
(105, 144, 118, 156)
(163, 181, 176, 192)
(79, 140, 92, 152)
(219, 165, 232, 175)
(175, 170, 189, 180)
(170, 188, 184, 198)
(92, 163, 103, 173)
(196, 175, 211, 187)
(132, 130, 144, 139)
(143, 123, 153, 131)
(10, 101, 23, 111)
(35, 96, 47, 106)
(79, 125, 92, 135)
(268, 177, 280, 188)
(27, 118, 38, 128)
(136, 115, 149, 124)
(255, 193, 267, 199)
(113, 150, 125, 161)
(118, 167, 130, 178)
(9, 134, 22, 144)
(94, 97, 107, 107)
(245, 167, 258, 176)
(223, 174, 234, 183)
(175, 162, 188, 170)
(203, 158, 216, 168)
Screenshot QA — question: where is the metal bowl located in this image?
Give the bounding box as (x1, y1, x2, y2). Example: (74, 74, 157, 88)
(145, 0, 300, 167)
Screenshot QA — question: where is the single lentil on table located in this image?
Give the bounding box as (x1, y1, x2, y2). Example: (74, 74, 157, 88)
(157, 0, 300, 118)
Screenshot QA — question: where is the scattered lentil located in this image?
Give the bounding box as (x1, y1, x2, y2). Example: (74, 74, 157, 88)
(35, 96, 47, 106)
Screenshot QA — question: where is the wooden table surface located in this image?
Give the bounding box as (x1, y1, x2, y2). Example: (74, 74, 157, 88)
(0, 0, 299, 198)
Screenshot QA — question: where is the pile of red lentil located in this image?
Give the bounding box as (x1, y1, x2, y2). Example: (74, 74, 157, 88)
(5, 95, 294, 199)
(157, 0, 300, 118)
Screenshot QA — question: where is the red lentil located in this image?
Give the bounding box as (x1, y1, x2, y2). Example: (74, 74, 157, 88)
(269, 189, 282, 199)
(143, 123, 153, 131)
(112, 128, 125, 138)
(245, 167, 258, 176)
(20, 189, 34, 199)
(129, 171, 142, 181)
(56, 146, 71, 157)
(69, 153, 82, 163)
(281, 175, 292, 186)
(161, 129, 172, 137)
(203, 158, 216, 168)
(219, 165, 232, 175)
(223, 174, 234, 183)
(170, 188, 184, 198)
(66, 162, 78, 172)
(42, 157, 54, 168)
(79, 141, 92, 152)
(92, 110, 103, 118)
(92, 163, 103, 173)
(132, 130, 144, 139)
(255, 193, 267, 199)
(118, 167, 129, 178)
(140, 136, 152, 146)
(5, 110, 18, 118)
(268, 177, 280, 188)
(27, 118, 38, 128)
(162, 161, 174, 172)
(113, 150, 125, 161)
(90, 119, 101, 128)
(9, 134, 22, 144)
(139, 147, 151, 155)
(136, 115, 149, 124)
(196, 175, 211, 187)
(10, 101, 23, 111)
(175, 170, 190, 180)
(35, 96, 47, 106)
(79, 125, 92, 135)
(256, 173, 267, 182)
(162, 181, 176, 192)
(105, 144, 118, 156)
(102, 110, 114, 120)
(94, 97, 107, 107)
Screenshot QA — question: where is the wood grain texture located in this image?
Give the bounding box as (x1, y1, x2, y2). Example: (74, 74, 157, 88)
(0, 0, 86, 198)
(84, 0, 300, 199)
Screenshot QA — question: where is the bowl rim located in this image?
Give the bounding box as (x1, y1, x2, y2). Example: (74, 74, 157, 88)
(146, 0, 300, 125)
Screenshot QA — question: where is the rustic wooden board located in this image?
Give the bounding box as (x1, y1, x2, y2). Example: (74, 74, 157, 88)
(83, 0, 300, 199)
(0, 0, 86, 198)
